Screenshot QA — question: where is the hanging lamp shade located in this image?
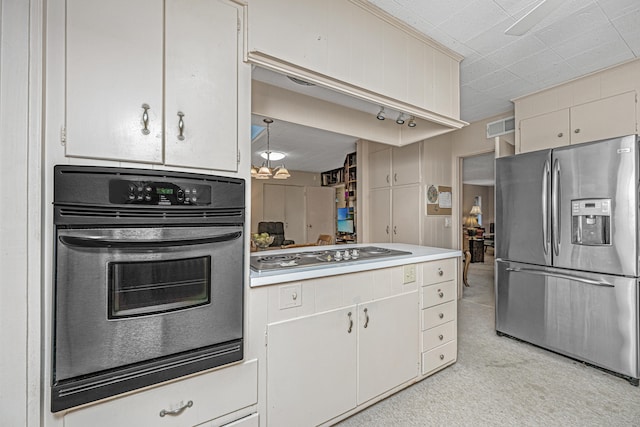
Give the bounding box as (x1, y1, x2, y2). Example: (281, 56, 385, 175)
(273, 166, 290, 179)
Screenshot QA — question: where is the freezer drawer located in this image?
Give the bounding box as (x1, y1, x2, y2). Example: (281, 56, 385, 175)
(496, 260, 639, 380)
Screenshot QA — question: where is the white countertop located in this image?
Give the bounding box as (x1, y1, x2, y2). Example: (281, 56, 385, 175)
(249, 243, 461, 287)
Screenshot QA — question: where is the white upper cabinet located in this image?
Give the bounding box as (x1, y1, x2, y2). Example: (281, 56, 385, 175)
(246, 0, 463, 123)
(164, 0, 239, 170)
(369, 144, 421, 189)
(65, 0, 239, 171)
(66, 0, 164, 163)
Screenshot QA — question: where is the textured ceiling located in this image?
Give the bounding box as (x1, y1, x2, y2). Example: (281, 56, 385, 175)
(252, 0, 640, 173)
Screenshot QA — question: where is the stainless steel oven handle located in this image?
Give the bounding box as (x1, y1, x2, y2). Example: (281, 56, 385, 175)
(506, 267, 614, 287)
(58, 231, 242, 249)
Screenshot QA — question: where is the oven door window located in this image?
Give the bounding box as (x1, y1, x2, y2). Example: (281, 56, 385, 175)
(108, 256, 211, 318)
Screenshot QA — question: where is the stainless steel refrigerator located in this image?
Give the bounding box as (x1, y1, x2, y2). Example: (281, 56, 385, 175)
(495, 134, 639, 385)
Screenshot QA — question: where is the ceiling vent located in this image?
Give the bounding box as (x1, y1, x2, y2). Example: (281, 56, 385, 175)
(486, 117, 515, 138)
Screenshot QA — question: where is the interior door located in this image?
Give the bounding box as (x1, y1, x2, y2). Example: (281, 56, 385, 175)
(553, 135, 638, 276)
(284, 185, 305, 244)
(305, 186, 335, 242)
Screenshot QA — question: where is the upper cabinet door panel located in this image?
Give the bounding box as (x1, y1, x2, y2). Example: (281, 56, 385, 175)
(248, 0, 328, 72)
(519, 109, 570, 153)
(164, 0, 239, 171)
(392, 143, 421, 186)
(66, 0, 163, 163)
(570, 91, 637, 145)
(369, 148, 392, 189)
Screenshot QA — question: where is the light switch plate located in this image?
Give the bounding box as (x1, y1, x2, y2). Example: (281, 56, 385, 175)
(403, 264, 416, 284)
(444, 217, 451, 228)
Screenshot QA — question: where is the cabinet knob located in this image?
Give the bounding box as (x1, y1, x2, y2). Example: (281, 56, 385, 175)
(557, 132, 563, 138)
(177, 112, 185, 141)
(439, 334, 444, 341)
(292, 292, 297, 301)
(141, 104, 151, 135)
(438, 290, 444, 298)
(438, 268, 444, 276)
(574, 128, 581, 134)
(438, 313, 444, 319)
(159, 400, 193, 417)
(439, 354, 445, 360)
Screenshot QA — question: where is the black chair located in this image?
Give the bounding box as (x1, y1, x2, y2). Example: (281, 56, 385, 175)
(257, 221, 294, 247)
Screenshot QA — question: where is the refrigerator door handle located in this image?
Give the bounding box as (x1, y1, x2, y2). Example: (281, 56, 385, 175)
(552, 159, 561, 256)
(506, 267, 615, 287)
(542, 160, 550, 256)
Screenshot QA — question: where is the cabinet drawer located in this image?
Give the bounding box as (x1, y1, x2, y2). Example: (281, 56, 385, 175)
(423, 258, 456, 284)
(422, 340, 457, 375)
(64, 360, 258, 427)
(422, 321, 456, 352)
(421, 280, 455, 308)
(421, 300, 456, 330)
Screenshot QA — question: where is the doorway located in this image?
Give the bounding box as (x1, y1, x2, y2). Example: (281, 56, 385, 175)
(460, 152, 495, 303)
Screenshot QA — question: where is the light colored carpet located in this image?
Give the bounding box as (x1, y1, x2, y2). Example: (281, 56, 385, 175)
(335, 253, 640, 426)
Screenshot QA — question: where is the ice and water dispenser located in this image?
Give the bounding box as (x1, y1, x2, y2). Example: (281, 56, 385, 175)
(571, 198, 611, 245)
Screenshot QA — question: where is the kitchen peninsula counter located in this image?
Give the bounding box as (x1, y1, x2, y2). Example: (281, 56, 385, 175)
(250, 243, 461, 287)
(247, 243, 461, 426)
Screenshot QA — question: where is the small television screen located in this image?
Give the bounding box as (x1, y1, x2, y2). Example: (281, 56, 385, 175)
(337, 219, 354, 234)
(337, 207, 352, 220)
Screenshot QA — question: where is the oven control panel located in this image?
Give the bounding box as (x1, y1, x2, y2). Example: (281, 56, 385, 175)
(109, 179, 212, 205)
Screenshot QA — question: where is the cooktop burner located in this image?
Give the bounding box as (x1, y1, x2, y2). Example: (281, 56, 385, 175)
(250, 246, 412, 272)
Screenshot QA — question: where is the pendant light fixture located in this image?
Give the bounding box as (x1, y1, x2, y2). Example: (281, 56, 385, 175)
(252, 118, 290, 180)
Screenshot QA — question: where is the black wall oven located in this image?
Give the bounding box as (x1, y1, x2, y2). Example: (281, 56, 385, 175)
(52, 166, 245, 412)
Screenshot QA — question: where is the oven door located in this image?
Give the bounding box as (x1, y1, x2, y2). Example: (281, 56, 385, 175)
(54, 225, 244, 382)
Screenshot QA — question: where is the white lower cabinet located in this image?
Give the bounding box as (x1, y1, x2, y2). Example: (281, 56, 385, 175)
(420, 259, 458, 376)
(267, 306, 358, 427)
(266, 291, 418, 426)
(357, 292, 419, 404)
(63, 360, 258, 427)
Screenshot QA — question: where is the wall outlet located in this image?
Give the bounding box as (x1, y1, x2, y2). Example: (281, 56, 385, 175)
(403, 264, 417, 284)
(279, 284, 302, 309)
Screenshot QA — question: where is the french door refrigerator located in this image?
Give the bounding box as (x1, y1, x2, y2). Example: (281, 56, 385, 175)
(495, 134, 639, 385)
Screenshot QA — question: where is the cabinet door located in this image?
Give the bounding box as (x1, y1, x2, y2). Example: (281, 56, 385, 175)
(570, 91, 637, 145)
(369, 188, 391, 243)
(165, 0, 239, 171)
(66, 0, 163, 163)
(267, 306, 357, 427)
(519, 109, 570, 153)
(369, 148, 392, 188)
(357, 292, 419, 404)
(392, 185, 421, 244)
(392, 143, 421, 186)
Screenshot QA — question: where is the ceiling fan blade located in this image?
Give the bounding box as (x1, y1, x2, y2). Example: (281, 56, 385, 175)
(504, 0, 563, 36)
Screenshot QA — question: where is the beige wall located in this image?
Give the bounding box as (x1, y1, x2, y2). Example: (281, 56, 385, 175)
(250, 170, 323, 232)
(422, 133, 454, 248)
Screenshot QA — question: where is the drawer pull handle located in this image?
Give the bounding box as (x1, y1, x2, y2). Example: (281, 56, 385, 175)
(439, 354, 445, 360)
(574, 128, 581, 134)
(348, 312, 353, 333)
(160, 400, 193, 417)
(557, 132, 563, 138)
(438, 268, 443, 276)
(141, 104, 151, 135)
(438, 313, 444, 319)
(438, 290, 444, 298)
(439, 334, 444, 340)
(363, 308, 370, 328)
